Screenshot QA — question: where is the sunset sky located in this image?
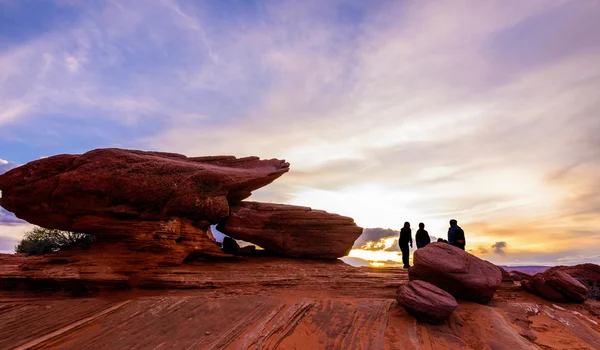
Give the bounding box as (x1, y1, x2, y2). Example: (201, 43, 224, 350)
(1, 1, 599, 266)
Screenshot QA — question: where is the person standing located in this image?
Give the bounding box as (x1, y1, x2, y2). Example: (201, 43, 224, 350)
(398, 222, 413, 268)
(448, 219, 466, 250)
(415, 222, 431, 249)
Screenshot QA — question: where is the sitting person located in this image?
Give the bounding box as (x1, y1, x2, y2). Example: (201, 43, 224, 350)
(415, 222, 431, 249)
(222, 236, 240, 254)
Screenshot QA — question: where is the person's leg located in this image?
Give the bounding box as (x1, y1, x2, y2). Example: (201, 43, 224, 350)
(401, 244, 410, 267)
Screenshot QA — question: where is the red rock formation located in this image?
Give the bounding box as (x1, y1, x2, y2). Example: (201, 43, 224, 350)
(0, 149, 293, 276)
(2, 258, 600, 349)
(547, 264, 600, 300)
(0, 149, 289, 230)
(217, 201, 363, 259)
(396, 280, 457, 324)
(408, 243, 502, 304)
(523, 269, 588, 303)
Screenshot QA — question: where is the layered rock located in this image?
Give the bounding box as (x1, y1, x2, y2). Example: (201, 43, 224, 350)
(408, 243, 502, 304)
(522, 270, 588, 303)
(396, 280, 457, 324)
(0, 149, 289, 230)
(217, 201, 363, 259)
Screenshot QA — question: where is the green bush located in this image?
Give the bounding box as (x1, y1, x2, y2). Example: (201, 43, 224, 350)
(15, 227, 94, 256)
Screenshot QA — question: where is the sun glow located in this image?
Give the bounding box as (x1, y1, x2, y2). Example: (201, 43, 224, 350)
(287, 186, 424, 229)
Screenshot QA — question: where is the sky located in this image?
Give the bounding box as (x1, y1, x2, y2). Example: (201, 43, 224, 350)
(1, 0, 600, 266)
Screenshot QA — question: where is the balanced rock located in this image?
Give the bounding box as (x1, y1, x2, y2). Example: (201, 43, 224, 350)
(0, 149, 289, 272)
(396, 280, 457, 324)
(0, 148, 289, 230)
(523, 270, 588, 303)
(217, 201, 363, 259)
(408, 243, 502, 304)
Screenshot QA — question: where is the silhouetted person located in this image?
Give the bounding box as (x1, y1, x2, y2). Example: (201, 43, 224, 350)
(437, 238, 448, 243)
(415, 222, 431, 249)
(448, 219, 466, 250)
(398, 222, 413, 268)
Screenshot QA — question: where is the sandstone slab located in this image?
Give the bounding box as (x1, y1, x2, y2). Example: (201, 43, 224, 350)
(396, 280, 457, 324)
(217, 201, 363, 259)
(408, 243, 502, 304)
(0, 148, 289, 230)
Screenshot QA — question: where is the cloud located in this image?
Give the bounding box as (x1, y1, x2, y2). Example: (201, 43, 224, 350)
(0, 236, 18, 254)
(0, 159, 18, 174)
(0, 208, 26, 225)
(0, 223, 33, 253)
(353, 228, 398, 248)
(491, 241, 508, 255)
(1, 1, 600, 266)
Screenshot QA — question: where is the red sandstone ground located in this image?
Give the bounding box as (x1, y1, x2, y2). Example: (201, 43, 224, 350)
(1, 256, 599, 350)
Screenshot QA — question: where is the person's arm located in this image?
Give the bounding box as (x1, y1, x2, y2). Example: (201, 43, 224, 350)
(456, 228, 465, 244)
(448, 228, 455, 244)
(410, 231, 413, 247)
(425, 231, 430, 244)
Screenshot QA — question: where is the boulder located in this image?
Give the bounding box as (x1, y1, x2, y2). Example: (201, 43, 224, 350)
(0, 148, 289, 230)
(523, 269, 588, 303)
(396, 280, 457, 324)
(547, 264, 600, 300)
(509, 271, 533, 282)
(408, 243, 502, 304)
(217, 201, 363, 259)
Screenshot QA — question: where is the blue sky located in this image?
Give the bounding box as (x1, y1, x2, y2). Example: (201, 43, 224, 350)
(1, 0, 600, 265)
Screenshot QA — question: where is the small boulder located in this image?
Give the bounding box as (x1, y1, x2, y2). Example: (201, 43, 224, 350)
(408, 243, 502, 304)
(396, 280, 457, 324)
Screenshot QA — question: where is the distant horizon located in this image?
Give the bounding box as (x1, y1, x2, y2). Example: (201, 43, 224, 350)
(1, 1, 600, 267)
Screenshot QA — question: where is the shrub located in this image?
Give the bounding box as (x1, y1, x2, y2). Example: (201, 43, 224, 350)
(15, 227, 94, 256)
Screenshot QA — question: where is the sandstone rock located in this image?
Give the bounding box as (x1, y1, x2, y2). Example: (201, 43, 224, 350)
(408, 243, 502, 304)
(547, 264, 600, 300)
(396, 280, 457, 324)
(545, 270, 588, 302)
(499, 266, 513, 282)
(217, 201, 363, 259)
(522, 270, 588, 303)
(0, 149, 290, 279)
(523, 273, 567, 302)
(509, 271, 533, 282)
(0, 148, 289, 230)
